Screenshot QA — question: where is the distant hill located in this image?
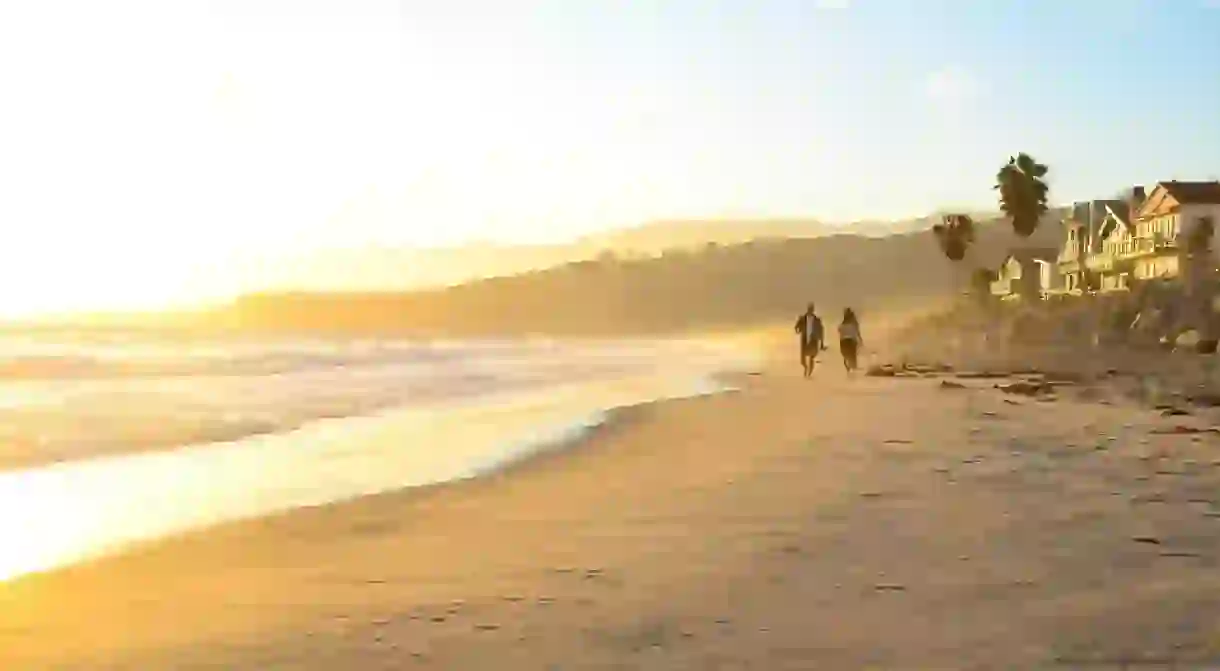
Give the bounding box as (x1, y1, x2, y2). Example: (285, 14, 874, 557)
(573, 217, 915, 253)
(576, 212, 1004, 254)
(254, 212, 1012, 292)
(212, 211, 1065, 337)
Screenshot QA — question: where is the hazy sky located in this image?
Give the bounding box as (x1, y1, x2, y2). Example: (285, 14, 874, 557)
(0, 0, 1218, 313)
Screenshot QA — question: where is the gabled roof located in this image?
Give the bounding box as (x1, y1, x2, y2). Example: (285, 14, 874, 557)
(1062, 200, 1125, 246)
(1098, 202, 1133, 240)
(1136, 180, 1220, 219)
(1161, 181, 1220, 205)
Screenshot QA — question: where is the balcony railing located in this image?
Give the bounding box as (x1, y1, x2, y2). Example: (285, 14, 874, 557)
(1085, 255, 1114, 272)
(1111, 234, 1177, 259)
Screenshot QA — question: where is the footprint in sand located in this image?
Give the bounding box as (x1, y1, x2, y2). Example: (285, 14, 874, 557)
(874, 583, 907, 592)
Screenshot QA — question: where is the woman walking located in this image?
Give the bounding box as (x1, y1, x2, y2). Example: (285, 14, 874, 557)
(838, 308, 863, 373)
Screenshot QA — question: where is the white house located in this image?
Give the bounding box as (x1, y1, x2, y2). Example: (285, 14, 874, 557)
(1129, 180, 1220, 280)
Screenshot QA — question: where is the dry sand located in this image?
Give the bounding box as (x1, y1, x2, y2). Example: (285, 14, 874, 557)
(4, 332, 1220, 669)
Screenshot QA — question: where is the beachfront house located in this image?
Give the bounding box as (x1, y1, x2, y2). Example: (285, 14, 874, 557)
(1085, 188, 1144, 293)
(1034, 258, 1064, 297)
(991, 248, 1057, 301)
(1055, 199, 1127, 294)
(1119, 180, 1220, 282)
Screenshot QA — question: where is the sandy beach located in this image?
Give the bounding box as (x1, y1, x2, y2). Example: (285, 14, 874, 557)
(6, 0, 1218, 667)
(5, 334, 1220, 669)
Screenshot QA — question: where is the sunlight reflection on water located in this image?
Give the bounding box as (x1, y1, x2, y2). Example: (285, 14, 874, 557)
(0, 368, 737, 582)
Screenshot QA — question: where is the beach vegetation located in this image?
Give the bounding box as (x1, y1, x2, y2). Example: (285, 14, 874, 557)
(931, 214, 975, 262)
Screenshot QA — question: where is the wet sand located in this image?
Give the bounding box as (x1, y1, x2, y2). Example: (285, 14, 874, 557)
(4, 338, 1220, 669)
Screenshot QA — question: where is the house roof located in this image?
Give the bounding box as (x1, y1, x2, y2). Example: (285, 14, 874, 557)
(1160, 180, 1220, 205)
(1135, 180, 1220, 220)
(1062, 199, 1125, 247)
(1107, 201, 1132, 222)
(1098, 202, 1133, 239)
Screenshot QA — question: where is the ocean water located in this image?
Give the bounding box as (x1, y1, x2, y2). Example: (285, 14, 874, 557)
(0, 331, 755, 580)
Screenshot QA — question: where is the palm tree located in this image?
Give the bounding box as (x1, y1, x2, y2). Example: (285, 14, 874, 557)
(994, 153, 1050, 238)
(932, 214, 992, 311)
(931, 214, 975, 262)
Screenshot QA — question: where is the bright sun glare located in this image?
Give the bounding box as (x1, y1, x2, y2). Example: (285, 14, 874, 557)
(0, 2, 438, 318)
(0, 468, 102, 580)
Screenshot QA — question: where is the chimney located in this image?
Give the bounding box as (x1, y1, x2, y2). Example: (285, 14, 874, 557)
(1129, 185, 1146, 210)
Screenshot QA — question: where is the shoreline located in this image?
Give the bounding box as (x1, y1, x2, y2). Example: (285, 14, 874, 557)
(1, 375, 792, 667)
(0, 334, 753, 474)
(0, 362, 748, 583)
(7, 338, 1220, 668)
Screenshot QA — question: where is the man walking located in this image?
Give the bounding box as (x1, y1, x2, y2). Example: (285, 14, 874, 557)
(793, 302, 825, 378)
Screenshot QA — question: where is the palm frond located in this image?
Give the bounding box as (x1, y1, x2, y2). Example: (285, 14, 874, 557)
(995, 152, 1050, 238)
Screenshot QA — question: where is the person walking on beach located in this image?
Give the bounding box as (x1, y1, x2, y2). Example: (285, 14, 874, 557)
(794, 303, 825, 378)
(838, 307, 863, 373)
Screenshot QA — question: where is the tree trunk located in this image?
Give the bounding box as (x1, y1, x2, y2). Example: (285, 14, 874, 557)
(1178, 250, 1215, 350)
